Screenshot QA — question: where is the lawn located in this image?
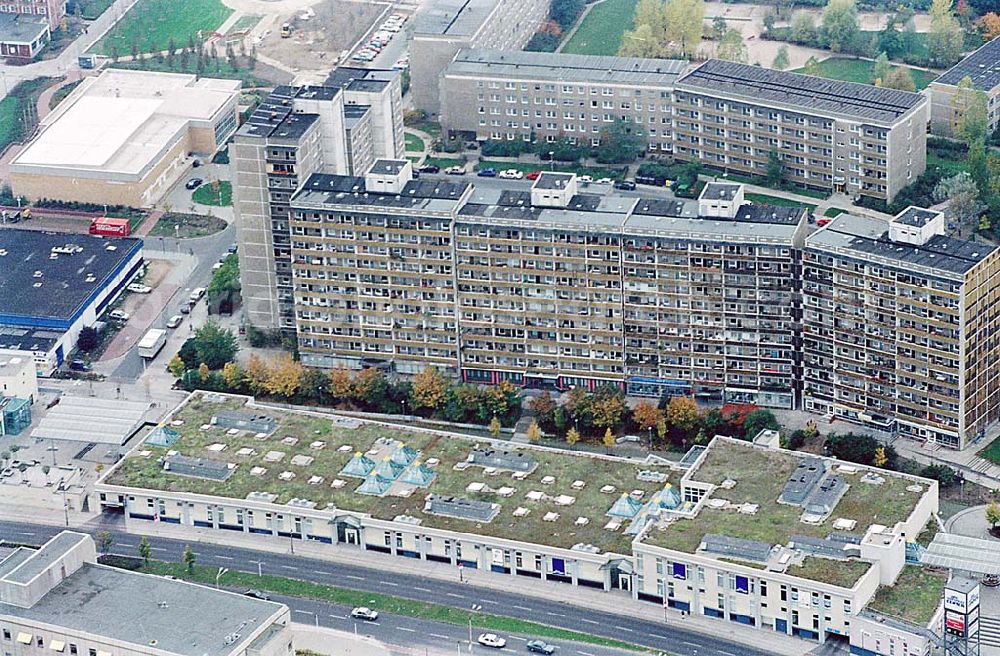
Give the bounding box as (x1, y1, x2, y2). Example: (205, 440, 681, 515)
(718, 172, 829, 199)
(793, 57, 938, 91)
(561, 0, 637, 56)
(404, 132, 425, 153)
(927, 148, 968, 177)
(744, 192, 817, 212)
(49, 80, 83, 110)
(68, 0, 114, 19)
(94, 0, 233, 56)
(127, 560, 643, 653)
(147, 212, 228, 238)
(979, 435, 1000, 465)
(0, 98, 19, 154)
(823, 207, 848, 218)
(226, 14, 261, 34)
(0, 77, 57, 153)
(108, 57, 270, 88)
(107, 393, 676, 554)
(788, 557, 871, 588)
(192, 181, 232, 206)
(867, 565, 947, 625)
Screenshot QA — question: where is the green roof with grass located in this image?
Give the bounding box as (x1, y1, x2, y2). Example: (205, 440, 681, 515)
(867, 565, 946, 626)
(105, 393, 676, 554)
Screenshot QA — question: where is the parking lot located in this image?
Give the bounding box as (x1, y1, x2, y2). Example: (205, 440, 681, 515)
(347, 9, 410, 69)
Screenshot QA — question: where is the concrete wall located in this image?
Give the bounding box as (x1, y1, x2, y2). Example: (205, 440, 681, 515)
(0, 350, 39, 403)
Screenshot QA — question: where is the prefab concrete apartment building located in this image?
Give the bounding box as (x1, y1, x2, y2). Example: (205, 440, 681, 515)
(94, 392, 944, 656)
(927, 35, 1000, 138)
(409, 0, 550, 113)
(289, 166, 806, 407)
(439, 49, 687, 152)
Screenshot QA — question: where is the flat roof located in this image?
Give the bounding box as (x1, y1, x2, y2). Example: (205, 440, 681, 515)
(292, 172, 470, 213)
(12, 69, 239, 177)
(446, 49, 688, 86)
(0, 533, 88, 585)
(0, 326, 61, 355)
(31, 395, 150, 445)
(894, 207, 940, 228)
(676, 59, 925, 124)
(0, 229, 142, 323)
(0, 562, 285, 656)
(411, 0, 498, 38)
(0, 349, 32, 376)
(0, 13, 49, 43)
(700, 181, 742, 201)
(324, 67, 397, 93)
(806, 214, 995, 276)
(370, 159, 408, 175)
(935, 36, 1000, 90)
(533, 172, 575, 190)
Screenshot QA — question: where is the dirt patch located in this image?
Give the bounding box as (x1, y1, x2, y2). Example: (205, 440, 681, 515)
(149, 212, 227, 239)
(142, 259, 173, 288)
(255, 0, 385, 71)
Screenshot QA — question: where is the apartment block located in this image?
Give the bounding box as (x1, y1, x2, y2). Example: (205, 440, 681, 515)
(802, 208, 1000, 449)
(440, 49, 687, 151)
(288, 162, 807, 405)
(928, 36, 1000, 138)
(672, 60, 927, 204)
(409, 0, 549, 113)
(232, 79, 406, 332)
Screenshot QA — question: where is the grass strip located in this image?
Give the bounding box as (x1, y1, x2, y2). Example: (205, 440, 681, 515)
(134, 560, 649, 653)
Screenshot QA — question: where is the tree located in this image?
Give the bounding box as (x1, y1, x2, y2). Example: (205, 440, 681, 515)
(766, 150, 783, 187)
(717, 28, 748, 63)
(189, 322, 238, 370)
(825, 433, 896, 468)
(76, 326, 99, 352)
(328, 368, 354, 400)
(771, 45, 790, 71)
(928, 0, 963, 67)
(883, 67, 916, 92)
(529, 392, 557, 430)
(632, 400, 662, 432)
(566, 426, 580, 445)
(934, 172, 985, 236)
(353, 367, 389, 409)
(790, 11, 817, 44)
(550, 0, 585, 30)
(986, 500, 1000, 529)
(801, 55, 821, 77)
(602, 427, 616, 451)
(263, 354, 302, 398)
(489, 416, 502, 438)
(872, 52, 892, 86)
(299, 367, 328, 403)
(95, 530, 114, 556)
(712, 15, 727, 39)
(743, 409, 780, 441)
(919, 464, 958, 487)
(527, 421, 542, 442)
(820, 0, 860, 53)
(138, 536, 151, 567)
(198, 362, 210, 382)
(664, 0, 704, 56)
(596, 119, 643, 164)
(591, 385, 627, 430)
(411, 367, 450, 413)
(222, 362, 243, 389)
(953, 76, 990, 148)
(666, 396, 699, 437)
(978, 12, 1000, 40)
(183, 544, 196, 573)
(168, 354, 186, 378)
(620, 0, 704, 58)
(244, 354, 270, 394)
(873, 446, 888, 468)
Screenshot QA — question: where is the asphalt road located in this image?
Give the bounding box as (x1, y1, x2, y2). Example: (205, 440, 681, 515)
(0, 520, 763, 656)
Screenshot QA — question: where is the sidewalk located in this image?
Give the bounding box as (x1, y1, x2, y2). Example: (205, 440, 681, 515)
(119, 518, 810, 656)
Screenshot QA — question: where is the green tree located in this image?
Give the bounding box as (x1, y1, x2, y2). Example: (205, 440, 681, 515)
(712, 15, 727, 39)
(716, 28, 748, 63)
(766, 149, 783, 187)
(825, 433, 896, 468)
(872, 52, 892, 86)
(186, 321, 238, 370)
(596, 119, 643, 164)
(771, 45, 790, 71)
(986, 500, 1000, 529)
(743, 409, 780, 441)
(919, 464, 958, 487)
(790, 11, 817, 43)
(167, 354, 186, 378)
(527, 421, 542, 442)
(138, 536, 151, 566)
(934, 172, 985, 237)
(620, 0, 704, 57)
(928, 0, 963, 67)
(801, 55, 822, 77)
(76, 326, 99, 352)
(183, 545, 196, 573)
(664, 0, 704, 56)
(489, 416, 502, 438)
(883, 67, 916, 92)
(819, 0, 860, 52)
(96, 530, 114, 556)
(298, 367, 329, 403)
(602, 427, 616, 451)
(953, 76, 990, 148)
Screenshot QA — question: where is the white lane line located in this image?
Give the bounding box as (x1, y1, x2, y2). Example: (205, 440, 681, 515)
(345, 575, 365, 581)
(430, 634, 451, 640)
(545, 612, 562, 617)
(446, 592, 465, 599)
(576, 651, 596, 656)
(15, 531, 36, 536)
(513, 605, 532, 611)
(217, 555, 234, 560)
(150, 546, 168, 552)
(650, 634, 669, 640)
(580, 619, 599, 626)
(382, 581, 399, 587)
(719, 651, 736, 656)
(613, 626, 633, 633)
(509, 637, 527, 642)
(415, 587, 433, 593)
(681, 641, 700, 648)
(280, 565, 299, 571)
(479, 599, 499, 605)
(397, 627, 417, 633)
(329, 615, 346, 620)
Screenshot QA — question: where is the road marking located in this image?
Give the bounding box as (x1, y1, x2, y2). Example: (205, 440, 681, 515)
(545, 612, 562, 617)
(576, 651, 596, 656)
(613, 626, 633, 633)
(580, 619, 599, 626)
(329, 615, 346, 620)
(718, 651, 736, 656)
(15, 531, 36, 536)
(150, 547, 168, 552)
(280, 565, 299, 571)
(345, 575, 365, 581)
(430, 634, 451, 640)
(478, 599, 499, 605)
(513, 605, 532, 611)
(381, 581, 399, 587)
(681, 641, 700, 648)
(650, 634, 669, 641)
(509, 637, 527, 642)
(397, 627, 417, 633)
(415, 587, 433, 593)
(217, 555, 234, 560)
(446, 593, 465, 599)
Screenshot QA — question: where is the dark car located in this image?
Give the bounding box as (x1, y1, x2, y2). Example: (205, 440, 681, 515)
(227, 243, 238, 254)
(418, 164, 440, 174)
(69, 359, 92, 372)
(477, 167, 497, 177)
(635, 174, 666, 187)
(244, 589, 270, 601)
(526, 641, 555, 655)
(179, 305, 191, 315)
(613, 179, 637, 191)
(185, 178, 204, 190)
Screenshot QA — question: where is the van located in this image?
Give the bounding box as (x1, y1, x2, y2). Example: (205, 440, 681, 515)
(280, 23, 292, 37)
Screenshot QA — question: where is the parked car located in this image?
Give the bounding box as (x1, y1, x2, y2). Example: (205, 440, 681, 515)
(478, 634, 506, 649)
(351, 607, 379, 621)
(185, 178, 203, 190)
(525, 170, 542, 180)
(127, 283, 152, 294)
(213, 262, 224, 270)
(419, 164, 440, 173)
(595, 177, 614, 185)
(477, 167, 497, 177)
(613, 179, 637, 191)
(228, 243, 238, 254)
(526, 641, 555, 655)
(816, 218, 832, 227)
(179, 304, 191, 315)
(577, 175, 593, 183)
(244, 589, 270, 601)
(109, 309, 129, 322)
(166, 315, 184, 329)
(69, 359, 92, 372)
(444, 165, 466, 175)
(615, 434, 641, 444)
(498, 169, 523, 179)
(189, 287, 206, 302)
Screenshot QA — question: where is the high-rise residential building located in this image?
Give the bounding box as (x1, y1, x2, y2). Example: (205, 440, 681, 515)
(409, 0, 550, 114)
(439, 49, 687, 151)
(802, 208, 1000, 449)
(232, 76, 406, 332)
(668, 60, 927, 204)
(928, 36, 1000, 138)
(288, 162, 807, 406)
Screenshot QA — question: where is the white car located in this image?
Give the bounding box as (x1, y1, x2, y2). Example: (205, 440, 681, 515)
(477, 634, 506, 649)
(595, 177, 614, 185)
(578, 175, 593, 183)
(166, 315, 184, 329)
(444, 165, 466, 175)
(212, 262, 224, 270)
(498, 169, 523, 179)
(109, 309, 129, 322)
(127, 283, 152, 294)
(382, 22, 401, 32)
(351, 607, 379, 621)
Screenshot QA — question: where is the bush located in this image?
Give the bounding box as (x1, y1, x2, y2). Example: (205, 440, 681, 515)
(782, 429, 808, 451)
(919, 464, 959, 488)
(824, 432, 897, 468)
(76, 326, 99, 352)
(481, 139, 535, 157)
(525, 32, 560, 52)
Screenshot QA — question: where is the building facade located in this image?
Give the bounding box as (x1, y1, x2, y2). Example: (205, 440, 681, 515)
(0, 349, 38, 403)
(671, 60, 927, 204)
(802, 208, 1000, 450)
(928, 36, 1000, 138)
(409, 0, 550, 113)
(325, 67, 406, 161)
(439, 49, 686, 151)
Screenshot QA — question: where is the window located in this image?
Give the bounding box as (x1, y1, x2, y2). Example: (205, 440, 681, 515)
(1, 631, 9, 642)
(69, 646, 78, 655)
